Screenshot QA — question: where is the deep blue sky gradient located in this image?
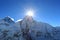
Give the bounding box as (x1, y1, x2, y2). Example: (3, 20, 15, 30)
(0, 0, 60, 27)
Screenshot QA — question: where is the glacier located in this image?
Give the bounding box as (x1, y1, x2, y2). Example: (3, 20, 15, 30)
(0, 16, 60, 40)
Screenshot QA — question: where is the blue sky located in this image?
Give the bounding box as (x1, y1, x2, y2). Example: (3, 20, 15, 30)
(0, 0, 60, 27)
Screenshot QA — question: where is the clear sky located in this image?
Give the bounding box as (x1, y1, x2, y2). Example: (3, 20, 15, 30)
(0, 0, 60, 27)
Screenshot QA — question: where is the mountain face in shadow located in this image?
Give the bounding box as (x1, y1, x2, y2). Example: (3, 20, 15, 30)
(0, 16, 60, 40)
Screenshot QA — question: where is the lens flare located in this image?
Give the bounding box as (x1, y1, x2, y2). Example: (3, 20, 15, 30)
(26, 10, 34, 17)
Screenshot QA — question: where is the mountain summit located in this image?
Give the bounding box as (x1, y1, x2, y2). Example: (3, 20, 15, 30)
(23, 16, 34, 22)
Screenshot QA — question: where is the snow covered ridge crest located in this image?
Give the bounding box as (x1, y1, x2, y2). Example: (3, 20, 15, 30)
(0, 16, 60, 40)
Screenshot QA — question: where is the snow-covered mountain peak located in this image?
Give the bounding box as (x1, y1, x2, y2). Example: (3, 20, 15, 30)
(2, 16, 15, 24)
(3, 16, 14, 21)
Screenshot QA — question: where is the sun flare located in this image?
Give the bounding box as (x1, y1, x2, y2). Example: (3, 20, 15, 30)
(26, 10, 34, 17)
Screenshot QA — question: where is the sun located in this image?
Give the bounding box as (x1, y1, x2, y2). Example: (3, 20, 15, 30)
(26, 10, 34, 17)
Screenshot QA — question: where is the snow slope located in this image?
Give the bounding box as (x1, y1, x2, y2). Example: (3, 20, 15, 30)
(0, 16, 60, 40)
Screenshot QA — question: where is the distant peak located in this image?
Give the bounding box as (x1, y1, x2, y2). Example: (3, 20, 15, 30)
(4, 16, 14, 21)
(3, 16, 15, 23)
(4, 16, 11, 19)
(5, 16, 10, 18)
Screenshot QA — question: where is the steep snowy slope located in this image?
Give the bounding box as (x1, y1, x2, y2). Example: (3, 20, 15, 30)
(52, 27, 60, 40)
(0, 16, 14, 30)
(18, 16, 53, 33)
(16, 16, 54, 40)
(0, 16, 21, 40)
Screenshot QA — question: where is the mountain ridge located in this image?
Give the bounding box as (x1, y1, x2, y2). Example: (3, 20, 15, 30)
(0, 16, 60, 40)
